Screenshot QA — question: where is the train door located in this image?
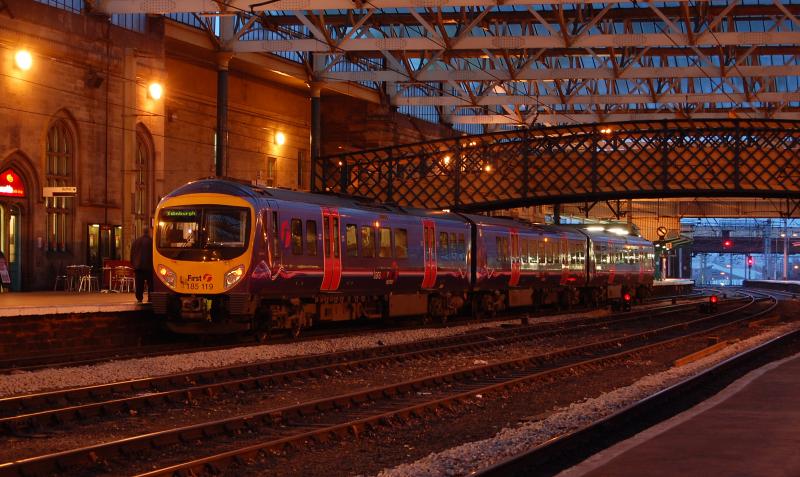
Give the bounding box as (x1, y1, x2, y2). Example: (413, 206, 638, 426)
(559, 233, 569, 285)
(321, 207, 341, 291)
(421, 219, 436, 289)
(509, 228, 520, 287)
(0, 204, 21, 291)
(262, 200, 279, 269)
(607, 240, 616, 283)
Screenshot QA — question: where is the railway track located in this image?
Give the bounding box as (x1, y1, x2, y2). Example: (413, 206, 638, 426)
(0, 293, 707, 373)
(475, 288, 792, 477)
(0, 292, 772, 476)
(0, 301, 706, 433)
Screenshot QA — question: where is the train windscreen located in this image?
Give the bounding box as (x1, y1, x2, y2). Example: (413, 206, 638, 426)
(156, 206, 250, 261)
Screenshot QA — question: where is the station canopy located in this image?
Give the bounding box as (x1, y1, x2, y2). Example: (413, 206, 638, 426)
(94, 0, 800, 134)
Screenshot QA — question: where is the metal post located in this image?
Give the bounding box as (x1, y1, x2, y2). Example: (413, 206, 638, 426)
(553, 204, 561, 224)
(784, 226, 789, 280)
(310, 81, 322, 192)
(729, 253, 733, 286)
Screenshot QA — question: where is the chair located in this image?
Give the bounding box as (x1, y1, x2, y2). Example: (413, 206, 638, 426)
(53, 273, 68, 291)
(77, 265, 99, 292)
(114, 267, 135, 292)
(65, 265, 82, 292)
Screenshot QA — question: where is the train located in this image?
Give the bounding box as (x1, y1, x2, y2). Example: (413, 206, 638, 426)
(151, 178, 655, 336)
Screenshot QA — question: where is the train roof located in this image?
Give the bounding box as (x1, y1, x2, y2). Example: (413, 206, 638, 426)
(164, 178, 468, 223)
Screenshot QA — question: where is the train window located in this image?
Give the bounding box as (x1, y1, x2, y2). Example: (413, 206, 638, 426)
(332, 217, 340, 258)
(345, 224, 358, 257)
(306, 220, 317, 256)
(323, 216, 330, 258)
(450, 233, 457, 258)
(291, 219, 303, 255)
(361, 226, 375, 257)
(521, 239, 528, 263)
(496, 236, 509, 263)
(395, 228, 408, 258)
(379, 227, 392, 258)
(458, 233, 465, 257)
(439, 232, 449, 259)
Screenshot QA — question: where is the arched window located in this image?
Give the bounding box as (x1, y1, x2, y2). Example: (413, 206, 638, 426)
(134, 127, 153, 236)
(45, 119, 73, 252)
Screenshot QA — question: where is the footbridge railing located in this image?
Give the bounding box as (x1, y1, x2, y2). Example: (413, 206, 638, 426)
(314, 119, 800, 212)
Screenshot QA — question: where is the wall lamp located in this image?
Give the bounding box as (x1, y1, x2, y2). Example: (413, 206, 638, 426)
(275, 131, 286, 146)
(148, 82, 163, 100)
(15, 50, 32, 71)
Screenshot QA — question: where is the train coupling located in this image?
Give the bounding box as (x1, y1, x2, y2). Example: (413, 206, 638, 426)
(180, 295, 212, 320)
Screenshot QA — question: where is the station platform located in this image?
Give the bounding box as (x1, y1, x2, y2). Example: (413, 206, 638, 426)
(0, 291, 148, 318)
(561, 351, 800, 477)
(653, 278, 694, 287)
(744, 280, 800, 294)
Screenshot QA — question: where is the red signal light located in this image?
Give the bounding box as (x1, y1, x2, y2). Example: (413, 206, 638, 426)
(710, 295, 718, 304)
(747, 256, 754, 266)
(723, 239, 733, 248)
(623, 293, 631, 302)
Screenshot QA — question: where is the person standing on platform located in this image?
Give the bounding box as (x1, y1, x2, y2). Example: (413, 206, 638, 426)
(130, 226, 153, 303)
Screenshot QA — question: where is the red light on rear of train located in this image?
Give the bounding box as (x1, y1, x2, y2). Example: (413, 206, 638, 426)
(710, 295, 718, 304)
(623, 293, 631, 302)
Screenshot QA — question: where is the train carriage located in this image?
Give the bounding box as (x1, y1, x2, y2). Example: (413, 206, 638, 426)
(151, 178, 655, 336)
(152, 179, 473, 335)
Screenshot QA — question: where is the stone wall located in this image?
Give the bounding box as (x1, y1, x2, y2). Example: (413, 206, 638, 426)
(0, 2, 458, 289)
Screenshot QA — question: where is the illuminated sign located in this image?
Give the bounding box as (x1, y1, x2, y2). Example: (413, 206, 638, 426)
(164, 209, 198, 218)
(0, 169, 24, 197)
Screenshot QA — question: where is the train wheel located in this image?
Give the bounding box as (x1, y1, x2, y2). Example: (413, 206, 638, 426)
(254, 328, 270, 343)
(290, 310, 306, 339)
(290, 320, 302, 339)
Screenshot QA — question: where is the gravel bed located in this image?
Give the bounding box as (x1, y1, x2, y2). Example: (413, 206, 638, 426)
(0, 310, 615, 398)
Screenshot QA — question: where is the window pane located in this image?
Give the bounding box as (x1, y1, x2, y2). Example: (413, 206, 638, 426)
(458, 233, 465, 257)
(439, 232, 448, 258)
(291, 218, 303, 255)
(361, 226, 375, 257)
(395, 228, 408, 258)
(345, 224, 358, 256)
(379, 227, 392, 258)
(332, 217, 340, 258)
(323, 216, 330, 257)
(306, 220, 317, 255)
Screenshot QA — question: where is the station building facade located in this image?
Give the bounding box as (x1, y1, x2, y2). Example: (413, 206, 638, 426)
(0, 1, 456, 291)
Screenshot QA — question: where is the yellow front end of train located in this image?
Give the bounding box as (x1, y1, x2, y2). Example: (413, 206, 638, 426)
(152, 192, 256, 328)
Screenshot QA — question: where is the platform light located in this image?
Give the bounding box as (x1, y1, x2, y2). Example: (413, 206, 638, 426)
(599, 127, 612, 135)
(275, 131, 286, 146)
(14, 50, 32, 71)
(484, 164, 493, 172)
(148, 82, 163, 100)
(442, 155, 451, 166)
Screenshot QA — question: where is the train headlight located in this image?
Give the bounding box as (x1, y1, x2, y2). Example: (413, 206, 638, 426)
(225, 264, 245, 289)
(157, 264, 176, 288)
